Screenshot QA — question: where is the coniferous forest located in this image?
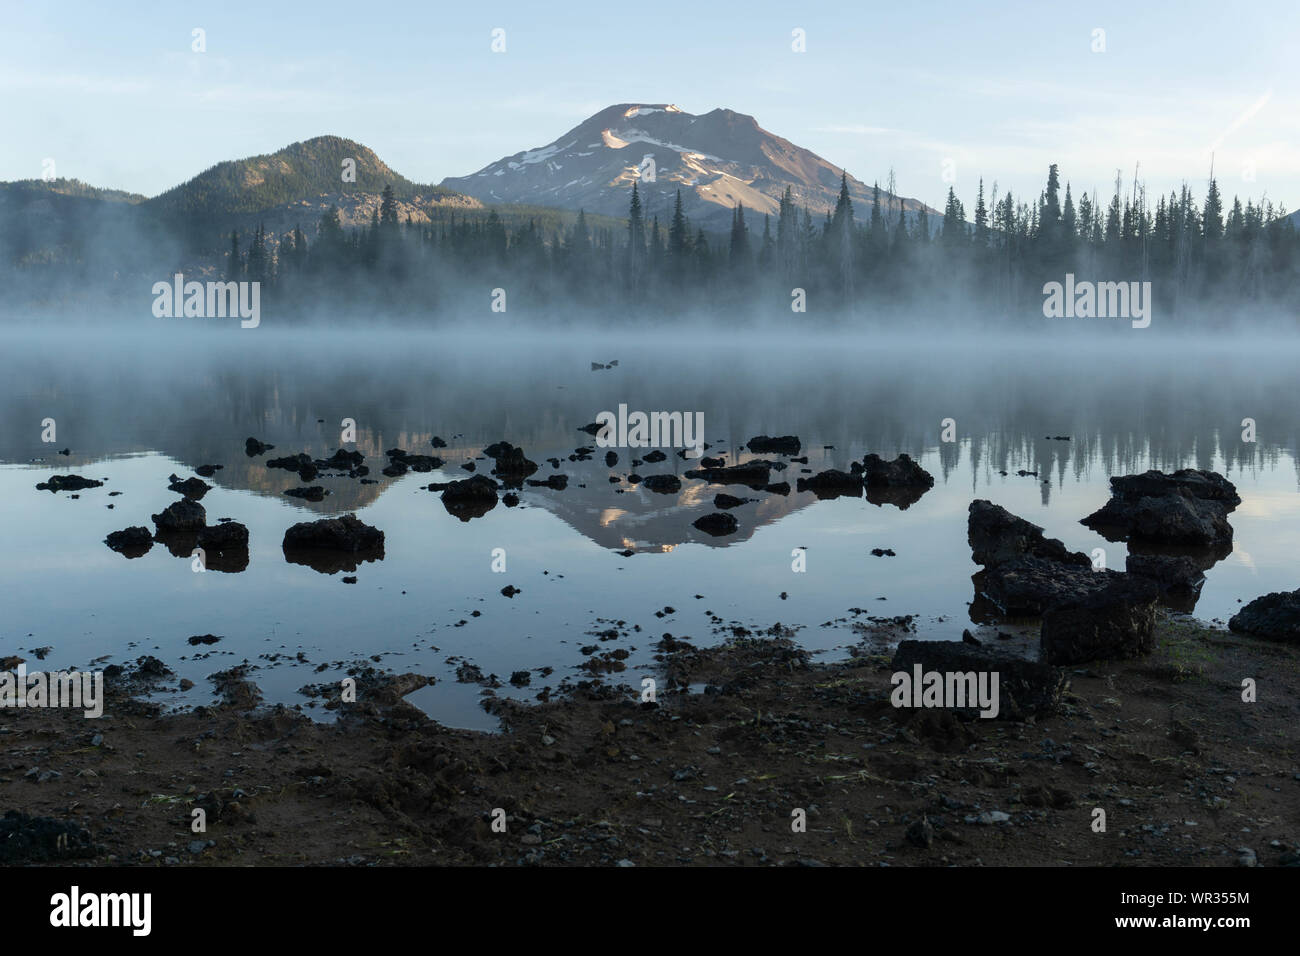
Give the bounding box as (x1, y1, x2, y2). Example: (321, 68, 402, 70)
(216, 167, 1299, 323)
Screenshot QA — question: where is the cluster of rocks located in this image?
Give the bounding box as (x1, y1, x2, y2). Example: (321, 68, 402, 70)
(968, 499, 1160, 665)
(794, 453, 934, 509)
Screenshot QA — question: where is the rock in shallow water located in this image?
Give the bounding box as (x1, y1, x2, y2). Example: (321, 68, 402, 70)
(1229, 589, 1300, 643)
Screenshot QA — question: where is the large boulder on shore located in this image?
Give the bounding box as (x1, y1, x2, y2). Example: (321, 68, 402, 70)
(282, 514, 383, 552)
(1228, 589, 1300, 644)
(890, 640, 1069, 720)
(968, 500, 1090, 569)
(1081, 469, 1238, 547)
(1039, 577, 1161, 665)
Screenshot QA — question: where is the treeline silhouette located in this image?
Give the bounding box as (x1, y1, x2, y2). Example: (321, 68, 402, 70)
(221, 166, 1300, 320)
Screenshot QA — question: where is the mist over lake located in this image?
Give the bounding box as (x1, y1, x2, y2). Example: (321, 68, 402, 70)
(4, 326, 1295, 727)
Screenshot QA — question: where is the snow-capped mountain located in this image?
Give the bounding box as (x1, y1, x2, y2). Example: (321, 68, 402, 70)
(441, 103, 933, 230)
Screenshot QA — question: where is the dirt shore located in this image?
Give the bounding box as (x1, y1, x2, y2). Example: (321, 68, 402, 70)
(2, 614, 1298, 867)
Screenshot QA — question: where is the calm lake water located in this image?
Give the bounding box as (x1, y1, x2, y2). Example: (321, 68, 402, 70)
(3, 327, 1297, 729)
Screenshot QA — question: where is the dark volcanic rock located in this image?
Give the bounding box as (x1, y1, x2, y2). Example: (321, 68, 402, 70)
(642, 450, 667, 463)
(267, 453, 318, 481)
(1039, 577, 1161, 665)
(151, 498, 207, 532)
(684, 460, 774, 489)
(605, 451, 618, 467)
(386, 448, 443, 472)
(35, 474, 103, 492)
(105, 526, 153, 556)
(483, 442, 538, 485)
(1110, 469, 1241, 506)
(890, 640, 1069, 719)
(195, 463, 223, 478)
(1125, 553, 1206, 593)
(693, 512, 739, 536)
(283, 514, 384, 552)
(245, 437, 273, 456)
(764, 481, 791, 496)
(975, 556, 1118, 616)
(1081, 469, 1238, 547)
(968, 500, 1090, 569)
(640, 474, 682, 494)
(857, 453, 934, 489)
(284, 486, 327, 501)
(1083, 490, 1234, 546)
(431, 436, 447, 448)
(0, 811, 101, 863)
(747, 435, 801, 455)
(796, 469, 862, 499)
(440, 474, 500, 521)
(197, 522, 249, 549)
(714, 493, 746, 509)
(1229, 589, 1300, 643)
(167, 475, 211, 499)
(526, 474, 569, 490)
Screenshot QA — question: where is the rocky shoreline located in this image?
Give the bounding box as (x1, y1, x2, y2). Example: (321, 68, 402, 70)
(2, 609, 1297, 867)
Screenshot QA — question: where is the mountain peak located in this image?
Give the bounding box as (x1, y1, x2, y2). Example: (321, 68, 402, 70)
(442, 104, 931, 229)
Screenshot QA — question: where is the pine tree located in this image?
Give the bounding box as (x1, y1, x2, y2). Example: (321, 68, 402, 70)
(227, 231, 241, 280)
(973, 179, 988, 247)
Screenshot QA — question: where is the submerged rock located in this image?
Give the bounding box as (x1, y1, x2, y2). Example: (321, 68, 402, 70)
(283, 514, 384, 552)
(440, 474, 500, 521)
(857, 453, 934, 489)
(684, 460, 774, 489)
(105, 526, 153, 557)
(484, 441, 538, 486)
(693, 512, 739, 537)
(640, 474, 682, 494)
(746, 435, 801, 455)
(284, 486, 327, 501)
(1229, 589, 1300, 643)
(386, 448, 443, 473)
(197, 522, 249, 549)
(796, 469, 862, 499)
(35, 475, 103, 493)
(151, 498, 207, 532)
(167, 475, 211, 499)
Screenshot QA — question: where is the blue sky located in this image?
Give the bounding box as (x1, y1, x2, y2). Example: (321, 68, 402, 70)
(3, 0, 1298, 213)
